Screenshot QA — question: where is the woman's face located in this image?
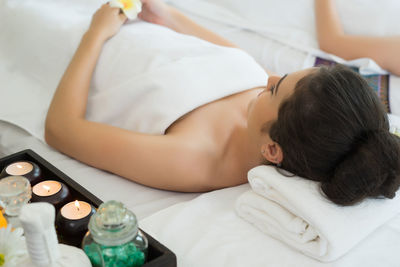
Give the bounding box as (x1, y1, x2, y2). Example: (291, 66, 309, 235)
(247, 68, 316, 144)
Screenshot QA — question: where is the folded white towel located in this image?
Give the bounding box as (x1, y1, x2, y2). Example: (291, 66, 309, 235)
(19, 203, 61, 265)
(235, 165, 400, 261)
(19, 203, 91, 267)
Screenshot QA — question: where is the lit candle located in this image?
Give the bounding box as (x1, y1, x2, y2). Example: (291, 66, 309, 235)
(31, 180, 71, 210)
(1, 161, 41, 185)
(61, 200, 92, 220)
(56, 200, 96, 247)
(6, 161, 33, 175)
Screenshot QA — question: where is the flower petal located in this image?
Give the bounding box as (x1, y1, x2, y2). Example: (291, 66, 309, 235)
(132, 0, 142, 12)
(0, 213, 7, 229)
(109, 0, 124, 9)
(108, 0, 142, 20)
(123, 8, 138, 20)
(0, 226, 27, 267)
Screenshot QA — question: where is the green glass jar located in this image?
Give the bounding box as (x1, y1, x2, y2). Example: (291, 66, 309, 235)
(82, 200, 148, 267)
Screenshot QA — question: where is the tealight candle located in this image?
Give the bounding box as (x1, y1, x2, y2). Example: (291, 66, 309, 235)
(31, 180, 71, 210)
(0, 161, 41, 185)
(6, 161, 32, 175)
(56, 200, 96, 247)
(61, 200, 92, 220)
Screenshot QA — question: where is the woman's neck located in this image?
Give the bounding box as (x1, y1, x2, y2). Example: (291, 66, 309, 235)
(222, 124, 265, 181)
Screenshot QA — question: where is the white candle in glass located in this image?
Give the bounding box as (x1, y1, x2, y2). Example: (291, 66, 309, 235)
(32, 181, 62, 197)
(5, 161, 33, 175)
(61, 201, 92, 220)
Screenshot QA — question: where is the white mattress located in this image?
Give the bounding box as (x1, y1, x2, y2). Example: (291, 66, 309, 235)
(140, 185, 400, 267)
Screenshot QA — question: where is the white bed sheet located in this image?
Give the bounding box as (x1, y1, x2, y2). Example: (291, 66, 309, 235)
(169, 0, 400, 115)
(0, 121, 199, 220)
(140, 185, 400, 267)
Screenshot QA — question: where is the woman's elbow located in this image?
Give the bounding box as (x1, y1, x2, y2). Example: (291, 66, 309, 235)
(387, 60, 400, 76)
(317, 34, 342, 56)
(44, 116, 58, 147)
(44, 114, 68, 148)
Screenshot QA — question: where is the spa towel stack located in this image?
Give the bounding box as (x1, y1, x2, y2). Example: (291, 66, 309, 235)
(19, 203, 91, 267)
(235, 165, 400, 261)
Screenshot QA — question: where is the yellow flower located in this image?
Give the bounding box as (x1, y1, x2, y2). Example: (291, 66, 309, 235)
(0, 212, 6, 229)
(121, 0, 133, 9)
(109, 0, 142, 20)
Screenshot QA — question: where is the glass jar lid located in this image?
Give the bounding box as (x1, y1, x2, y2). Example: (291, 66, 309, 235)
(88, 200, 138, 246)
(0, 176, 31, 216)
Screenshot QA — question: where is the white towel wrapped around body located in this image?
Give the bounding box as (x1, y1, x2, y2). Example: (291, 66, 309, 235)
(0, 0, 268, 140)
(88, 22, 268, 135)
(235, 165, 400, 262)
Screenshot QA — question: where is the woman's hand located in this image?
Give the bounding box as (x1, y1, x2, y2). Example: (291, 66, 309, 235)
(138, 0, 175, 28)
(139, 0, 235, 47)
(88, 4, 127, 42)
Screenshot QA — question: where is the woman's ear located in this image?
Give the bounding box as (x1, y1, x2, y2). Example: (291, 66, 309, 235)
(261, 141, 283, 164)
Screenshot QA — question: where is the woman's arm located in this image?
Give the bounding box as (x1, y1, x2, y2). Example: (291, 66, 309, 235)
(315, 0, 400, 75)
(139, 0, 237, 48)
(45, 5, 215, 191)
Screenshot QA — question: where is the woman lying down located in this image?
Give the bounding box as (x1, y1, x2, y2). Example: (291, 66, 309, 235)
(45, 0, 400, 206)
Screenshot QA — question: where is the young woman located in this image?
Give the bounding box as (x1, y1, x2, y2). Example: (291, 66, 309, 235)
(315, 0, 400, 75)
(45, 0, 400, 206)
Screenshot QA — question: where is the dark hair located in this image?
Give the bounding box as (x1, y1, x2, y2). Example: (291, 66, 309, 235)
(268, 64, 400, 206)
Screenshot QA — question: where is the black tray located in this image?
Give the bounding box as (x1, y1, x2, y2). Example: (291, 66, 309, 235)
(0, 149, 176, 267)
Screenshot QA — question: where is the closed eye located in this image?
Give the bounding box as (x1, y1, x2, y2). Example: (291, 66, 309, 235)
(270, 85, 276, 95)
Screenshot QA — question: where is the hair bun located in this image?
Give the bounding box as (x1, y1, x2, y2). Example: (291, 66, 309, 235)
(321, 130, 400, 205)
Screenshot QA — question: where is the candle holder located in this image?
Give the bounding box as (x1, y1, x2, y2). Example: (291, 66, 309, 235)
(0, 176, 31, 217)
(56, 201, 96, 247)
(0, 149, 177, 267)
(31, 180, 71, 210)
(0, 161, 42, 185)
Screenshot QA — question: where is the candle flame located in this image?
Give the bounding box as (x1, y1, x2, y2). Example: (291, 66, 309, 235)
(74, 200, 80, 211)
(16, 164, 23, 169)
(43, 185, 51, 192)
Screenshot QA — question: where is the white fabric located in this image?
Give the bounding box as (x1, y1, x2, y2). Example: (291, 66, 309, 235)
(89, 23, 267, 136)
(0, 0, 267, 141)
(140, 184, 400, 267)
(169, 0, 400, 116)
(170, 0, 400, 52)
(19, 203, 61, 265)
(19, 203, 91, 267)
(19, 244, 92, 267)
(389, 113, 400, 131)
(236, 166, 400, 261)
(389, 77, 400, 115)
